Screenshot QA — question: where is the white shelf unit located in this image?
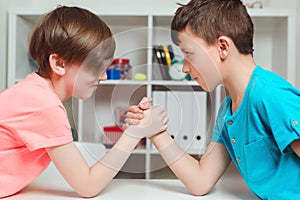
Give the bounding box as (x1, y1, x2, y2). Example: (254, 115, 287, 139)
(7, 8, 296, 179)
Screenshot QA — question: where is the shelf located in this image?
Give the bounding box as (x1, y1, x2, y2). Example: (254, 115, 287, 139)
(101, 80, 199, 86)
(247, 8, 295, 17)
(151, 80, 199, 86)
(100, 80, 148, 85)
(15, 77, 199, 87)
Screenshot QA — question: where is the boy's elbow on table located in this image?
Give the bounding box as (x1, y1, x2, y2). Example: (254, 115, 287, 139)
(75, 187, 103, 198)
(71, 179, 107, 198)
(188, 182, 214, 196)
(190, 188, 211, 197)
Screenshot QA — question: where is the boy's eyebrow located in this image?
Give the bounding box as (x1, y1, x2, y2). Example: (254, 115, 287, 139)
(179, 46, 189, 52)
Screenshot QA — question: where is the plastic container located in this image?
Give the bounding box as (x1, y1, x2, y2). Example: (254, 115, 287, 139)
(103, 125, 145, 148)
(103, 126, 123, 148)
(107, 58, 132, 80)
(106, 69, 121, 80)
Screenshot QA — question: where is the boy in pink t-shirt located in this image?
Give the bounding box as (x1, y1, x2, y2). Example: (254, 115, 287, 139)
(0, 72, 73, 196)
(0, 6, 168, 198)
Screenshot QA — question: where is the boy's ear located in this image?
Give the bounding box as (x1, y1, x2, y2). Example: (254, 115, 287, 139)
(49, 53, 66, 76)
(218, 36, 230, 60)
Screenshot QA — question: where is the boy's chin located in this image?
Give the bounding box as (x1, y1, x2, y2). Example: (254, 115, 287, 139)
(73, 91, 95, 100)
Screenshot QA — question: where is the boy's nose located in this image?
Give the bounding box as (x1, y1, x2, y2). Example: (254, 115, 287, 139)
(99, 72, 107, 81)
(182, 60, 190, 73)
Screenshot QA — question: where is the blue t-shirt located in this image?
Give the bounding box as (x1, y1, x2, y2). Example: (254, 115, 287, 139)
(212, 66, 300, 199)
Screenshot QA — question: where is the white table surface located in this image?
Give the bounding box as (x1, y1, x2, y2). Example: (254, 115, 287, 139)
(3, 163, 258, 200)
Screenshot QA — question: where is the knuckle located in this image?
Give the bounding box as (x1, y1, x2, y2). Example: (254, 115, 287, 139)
(126, 112, 133, 117)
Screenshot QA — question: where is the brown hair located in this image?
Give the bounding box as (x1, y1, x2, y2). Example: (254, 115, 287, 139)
(29, 6, 115, 78)
(171, 0, 254, 55)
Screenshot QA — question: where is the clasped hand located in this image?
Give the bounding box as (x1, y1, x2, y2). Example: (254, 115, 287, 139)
(123, 97, 168, 138)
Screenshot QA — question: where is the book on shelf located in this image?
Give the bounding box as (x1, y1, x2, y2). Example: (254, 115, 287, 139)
(152, 52, 163, 80)
(153, 45, 171, 80)
(162, 45, 172, 67)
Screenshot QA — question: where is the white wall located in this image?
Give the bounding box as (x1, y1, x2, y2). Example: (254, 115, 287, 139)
(268, 1, 300, 88)
(0, 0, 28, 88)
(0, 0, 299, 88)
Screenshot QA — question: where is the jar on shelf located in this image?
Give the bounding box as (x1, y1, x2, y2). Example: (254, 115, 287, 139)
(107, 58, 132, 80)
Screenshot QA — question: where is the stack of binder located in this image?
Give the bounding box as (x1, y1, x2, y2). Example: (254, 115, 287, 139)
(152, 90, 207, 155)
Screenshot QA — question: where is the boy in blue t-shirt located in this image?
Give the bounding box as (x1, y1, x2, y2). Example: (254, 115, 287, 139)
(125, 0, 300, 199)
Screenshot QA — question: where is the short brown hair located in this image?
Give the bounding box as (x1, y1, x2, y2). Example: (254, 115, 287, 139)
(29, 6, 115, 78)
(171, 0, 254, 55)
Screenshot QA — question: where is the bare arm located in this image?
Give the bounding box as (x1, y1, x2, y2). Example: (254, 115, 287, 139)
(150, 131, 231, 196)
(46, 133, 139, 198)
(290, 139, 300, 157)
(125, 98, 231, 195)
(45, 99, 167, 198)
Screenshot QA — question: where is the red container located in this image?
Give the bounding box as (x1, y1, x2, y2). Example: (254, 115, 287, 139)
(103, 126, 123, 147)
(103, 125, 145, 148)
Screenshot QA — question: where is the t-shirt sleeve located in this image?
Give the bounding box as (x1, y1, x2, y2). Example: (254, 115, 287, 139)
(257, 86, 300, 153)
(17, 104, 73, 151)
(211, 97, 230, 144)
(212, 124, 224, 144)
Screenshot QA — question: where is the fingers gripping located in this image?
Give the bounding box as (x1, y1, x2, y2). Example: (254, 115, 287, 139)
(124, 105, 168, 138)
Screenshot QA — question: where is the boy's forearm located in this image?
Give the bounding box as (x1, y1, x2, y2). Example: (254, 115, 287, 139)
(149, 130, 173, 149)
(115, 132, 141, 152)
(86, 134, 140, 197)
(99, 133, 140, 171)
(150, 131, 213, 195)
(150, 131, 186, 165)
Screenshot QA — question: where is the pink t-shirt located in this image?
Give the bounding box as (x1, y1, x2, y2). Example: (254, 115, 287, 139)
(0, 72, 73, 198)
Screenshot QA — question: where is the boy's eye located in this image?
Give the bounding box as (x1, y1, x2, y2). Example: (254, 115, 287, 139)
(184, 51, 191, 57)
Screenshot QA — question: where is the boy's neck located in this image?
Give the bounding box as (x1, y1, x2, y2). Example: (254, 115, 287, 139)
(222, 55, 256, 113)
(45, 77, 70, 102)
